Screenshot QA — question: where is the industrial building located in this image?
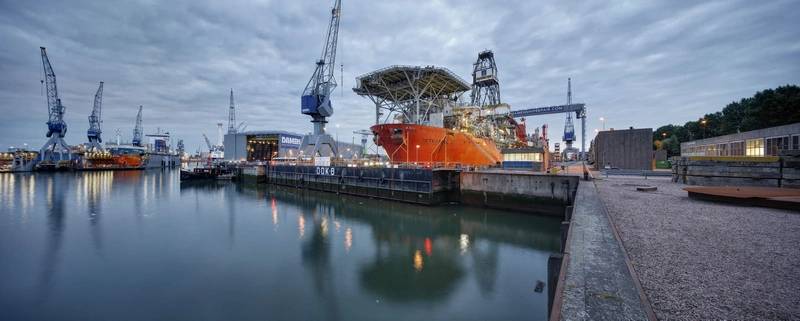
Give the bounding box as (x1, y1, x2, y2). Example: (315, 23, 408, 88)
(680, 122, 800, 157)
(501, 147, 548, 171)
(590, 127, 653, 170)
(224, 130, 361, 162)
(224, 131, 304, 161)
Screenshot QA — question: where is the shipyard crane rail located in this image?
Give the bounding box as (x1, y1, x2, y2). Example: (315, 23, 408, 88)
(510, 103, 587, 159)
(87, 82, 104, 151)
(299, 0, 341, 157)
(38, 46, 71, 164)
(132, 105, 143, 147)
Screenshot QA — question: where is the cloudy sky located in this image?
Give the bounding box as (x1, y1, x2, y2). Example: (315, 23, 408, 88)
(1, 0, 798, 153)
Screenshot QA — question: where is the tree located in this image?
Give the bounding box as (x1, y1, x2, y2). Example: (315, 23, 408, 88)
(652, 84, 800, 156)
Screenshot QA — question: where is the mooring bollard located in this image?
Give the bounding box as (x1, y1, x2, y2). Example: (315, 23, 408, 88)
(547, 253, 563, 319)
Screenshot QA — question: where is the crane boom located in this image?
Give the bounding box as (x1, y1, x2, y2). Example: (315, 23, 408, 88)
(132, 105, 143, 146)
(301, 0, 341, 125)
(298, 0, 342, 158)
(37, 47, 71, 166)
(41, 47, 67, 138)
(87, 82, 104, 150)
(202, 133, 213, 150)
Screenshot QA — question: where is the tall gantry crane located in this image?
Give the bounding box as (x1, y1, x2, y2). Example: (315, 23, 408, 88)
(86, 82, 104, 151)
(132, 105, 143, 147)
(299, 0, 341, 157)
(228, 89, 237, 134)
(38, 47, 71, 162)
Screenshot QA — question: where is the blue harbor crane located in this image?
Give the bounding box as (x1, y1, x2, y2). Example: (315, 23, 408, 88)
(562, 78, 578, 159)
(132, 105, 143, 147)
(298, 0, 341, 157)
(176, 139, 185, 155)
(38, 46, 72, 166)
(509, 78, 588, 159)
(86, 82, 104, 151)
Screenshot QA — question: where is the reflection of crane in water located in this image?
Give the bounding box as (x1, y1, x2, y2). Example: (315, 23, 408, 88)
(470, 239, 499, 297)
(85, 171, 111, 256)
(38, 174, 66, 302)
(301, 203, 341, 321)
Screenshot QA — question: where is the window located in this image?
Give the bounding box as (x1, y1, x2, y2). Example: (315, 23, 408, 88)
(729, 141, 745, 156)
(746, 138, 764, 156)
(503, 152, 542, 162)
(765, 136, 789, 156)
(717, 143, 728, 156)
(793, 135, 800, 150)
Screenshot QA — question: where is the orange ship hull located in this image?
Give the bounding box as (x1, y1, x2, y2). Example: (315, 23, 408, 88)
(112, 155, 143, 168)
(371, 124, 502, 166)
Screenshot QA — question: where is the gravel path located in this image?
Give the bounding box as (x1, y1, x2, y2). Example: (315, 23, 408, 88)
(595, 177, 800, 320)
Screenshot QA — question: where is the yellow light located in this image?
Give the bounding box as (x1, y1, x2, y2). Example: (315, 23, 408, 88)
(413, 250, 424, 272)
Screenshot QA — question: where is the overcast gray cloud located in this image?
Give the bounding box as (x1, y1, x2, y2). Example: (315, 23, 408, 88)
(1, 0, 798, 153)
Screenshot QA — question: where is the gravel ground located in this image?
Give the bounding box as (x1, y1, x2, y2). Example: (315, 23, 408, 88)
(595, 177, 800, 321)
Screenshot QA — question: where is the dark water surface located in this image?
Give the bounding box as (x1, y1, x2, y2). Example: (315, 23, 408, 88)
(0, 170, 560, 321)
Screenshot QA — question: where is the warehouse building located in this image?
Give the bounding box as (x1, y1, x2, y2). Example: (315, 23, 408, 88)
(224, 131, 304, 162)
(680, 122, 800, 157)
(590, 127, 653, 170)
(224, 130, 362, 162)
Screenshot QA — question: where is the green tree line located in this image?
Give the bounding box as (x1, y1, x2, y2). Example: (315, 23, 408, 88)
(653, 85, 800, 156)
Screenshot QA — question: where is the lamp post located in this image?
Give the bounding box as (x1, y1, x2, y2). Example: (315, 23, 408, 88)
(599, 117, 605, 130)
(416, 144, 420, 164)
(700, 119, 707, 139)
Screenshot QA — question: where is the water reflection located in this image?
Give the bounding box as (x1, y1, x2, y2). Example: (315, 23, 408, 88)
(2, 172, 561, 321)
(83, 171, 113, 255)
(266, 185, 561, 305)
(38, 174, 66, 302)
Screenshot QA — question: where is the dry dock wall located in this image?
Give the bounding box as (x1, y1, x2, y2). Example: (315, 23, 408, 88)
(672, 154, 800, 188)
(460, 171, 579, 216)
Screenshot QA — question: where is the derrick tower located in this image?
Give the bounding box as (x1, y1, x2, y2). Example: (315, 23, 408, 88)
(470, 50, 500, 106)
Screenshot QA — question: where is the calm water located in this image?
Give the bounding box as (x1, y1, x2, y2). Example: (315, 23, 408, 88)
(0, 170, 561, 321)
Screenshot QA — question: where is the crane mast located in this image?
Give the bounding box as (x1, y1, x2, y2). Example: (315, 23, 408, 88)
(228, 89, 236, 134)
(202, 134, 213, 150)
(299, 0, 341, 157)
(87, 81, 104, 150)
(132, 105, 143, 147)
(38, 46, 71, 165)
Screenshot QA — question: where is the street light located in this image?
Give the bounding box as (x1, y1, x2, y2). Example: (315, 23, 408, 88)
(599, 117, 605, 130)
(416, 144, 420, 163)
(700, 119, 707, 138)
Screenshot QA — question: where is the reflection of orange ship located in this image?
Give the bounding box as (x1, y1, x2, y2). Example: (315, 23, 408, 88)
(371, 124, 501, 166)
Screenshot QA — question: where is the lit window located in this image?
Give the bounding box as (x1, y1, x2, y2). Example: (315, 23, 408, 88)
(746, 138, 764, 156)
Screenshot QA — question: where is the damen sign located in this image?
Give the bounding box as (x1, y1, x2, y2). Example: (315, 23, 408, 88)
(280, 135, 302, 148)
